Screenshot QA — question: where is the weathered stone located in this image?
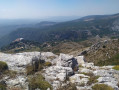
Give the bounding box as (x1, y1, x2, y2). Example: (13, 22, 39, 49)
(0, 52, 56, 72)
(75, 56, 85, 65)
(69, 74, 89, 85)
(6, 76, 28, 89)
(80, 68, 93, 73)
(82, 63, 94, 68)
(93, 70, 113, 77)
(57, 53, 78, 70)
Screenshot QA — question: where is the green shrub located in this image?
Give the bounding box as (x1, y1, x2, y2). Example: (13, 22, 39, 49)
(0, 61, 8, 72)
(113, 65, 119, 70)
(3, 70, 17, 78)
(57, 83, 77, 90)
(28, 74, 52, 90)
(58, 83, 77, 90)
(81, 72, 94, 76)
(26, 63, 44, 75)
(92, 84, 114, 90)
(87, 76, 98, 85)
(26, 65, 34, 75)
(0, 81, 6, 90)
(44, 62, 52, 67)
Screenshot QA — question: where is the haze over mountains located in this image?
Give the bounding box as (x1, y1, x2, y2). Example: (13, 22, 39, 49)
(0, 13, 119, 48)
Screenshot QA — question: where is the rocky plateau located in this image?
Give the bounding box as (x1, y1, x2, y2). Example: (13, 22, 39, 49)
(0, 51, 119, 90)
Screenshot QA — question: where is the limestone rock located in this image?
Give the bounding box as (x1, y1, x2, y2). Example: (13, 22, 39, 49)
(0, 52, 57, 72)
(6, 76, 28, 89)
(75, 56, 85, 65)
(69, 74, 89, 85)
(57, 53, 78, 69)
(82, 63, 94, 68)
(79, 68, 93, 73)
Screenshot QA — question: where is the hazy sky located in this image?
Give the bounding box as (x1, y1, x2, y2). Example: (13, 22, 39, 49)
(0, 0, 119, 19)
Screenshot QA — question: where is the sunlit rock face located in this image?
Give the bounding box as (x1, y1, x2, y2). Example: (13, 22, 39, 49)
(44, 53, 81, 89)
(57, 53, 78, 70)
(0, 52, 57, 72)
(1, 51, 119, 90)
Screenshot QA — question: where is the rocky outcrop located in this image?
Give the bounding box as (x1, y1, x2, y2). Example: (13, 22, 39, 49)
(0, 51, 119, 90)
(0, 52, 57, 72)
(44, 53, 79, 89)
(44, 66, 73, 82)
(0, 52, 57, 89)
(57, 53, 78, 70)
(75, 56, 85, 65)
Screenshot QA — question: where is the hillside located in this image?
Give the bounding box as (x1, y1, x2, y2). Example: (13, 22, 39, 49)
(0, 13, 119, 47)
(0, 39, 41, 53)
(82, 39, 119, 66)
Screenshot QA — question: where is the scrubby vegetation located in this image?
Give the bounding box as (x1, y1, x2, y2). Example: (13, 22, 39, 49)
(0, 81, 6, 90)
(44, 62, 52, 67)
(97, 53, 119, 66)
(81, 72, 99, 85)
(85, 39, 119, 66)
(3, 70, 17, 78)
(113, 65, 119, 70)
(26, 60, 52, 75)
(26, 65, 34, 75)
(87, 75, 99, 85)
(0, 61, 8, 72)
(92, 84, 114, 90)
(57, 83, 77, 90)
(1, 40, 41, 53)
(28, 74, 52, 90)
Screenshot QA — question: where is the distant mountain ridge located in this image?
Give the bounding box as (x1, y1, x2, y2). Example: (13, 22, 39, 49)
(0, 13, 119, 48)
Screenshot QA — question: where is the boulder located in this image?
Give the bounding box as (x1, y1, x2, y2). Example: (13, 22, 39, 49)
(75, 56, 85, 65)
(57, 53, 78, 70)
(45, 66, 73, 82)
(98, 77, 118, 89)
(44, 66, 73, 89)
(69, 74, 89, 85)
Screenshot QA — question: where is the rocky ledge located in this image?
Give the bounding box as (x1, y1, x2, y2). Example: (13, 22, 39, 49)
(0, 52, 119, 90)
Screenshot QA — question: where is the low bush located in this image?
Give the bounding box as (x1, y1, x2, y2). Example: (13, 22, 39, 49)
(28, 74, 52, 90)
(113, 65, 119, 70)
(92, 84, 114, 90)
(3, 70, 17, 78)
(81, 72, 94, 77)
(87, 76, 99, 85)
(0, 61, 8, 72)
(44, 62, 52, 67)
(0, 81, 7, 90)
(58, 83, 77, 90)
(81, 72, 99, 85)
(26, 65, 34, 75)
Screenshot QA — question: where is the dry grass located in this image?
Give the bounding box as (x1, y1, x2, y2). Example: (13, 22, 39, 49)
(113, 65, 119, 70)
(92, 84, 114, 90)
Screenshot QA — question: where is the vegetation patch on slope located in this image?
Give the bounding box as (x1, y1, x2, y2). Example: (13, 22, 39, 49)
(28, 74, 52, 90)
(84, 39, 119, 66)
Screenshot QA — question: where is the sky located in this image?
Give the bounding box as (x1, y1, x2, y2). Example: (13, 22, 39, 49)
(0, 0, 119, 19)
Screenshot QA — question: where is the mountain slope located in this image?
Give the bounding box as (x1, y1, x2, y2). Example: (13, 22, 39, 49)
(1, 39, 41, 53)
(0, 13, 119, 47)
(83, 39, 119, 66)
